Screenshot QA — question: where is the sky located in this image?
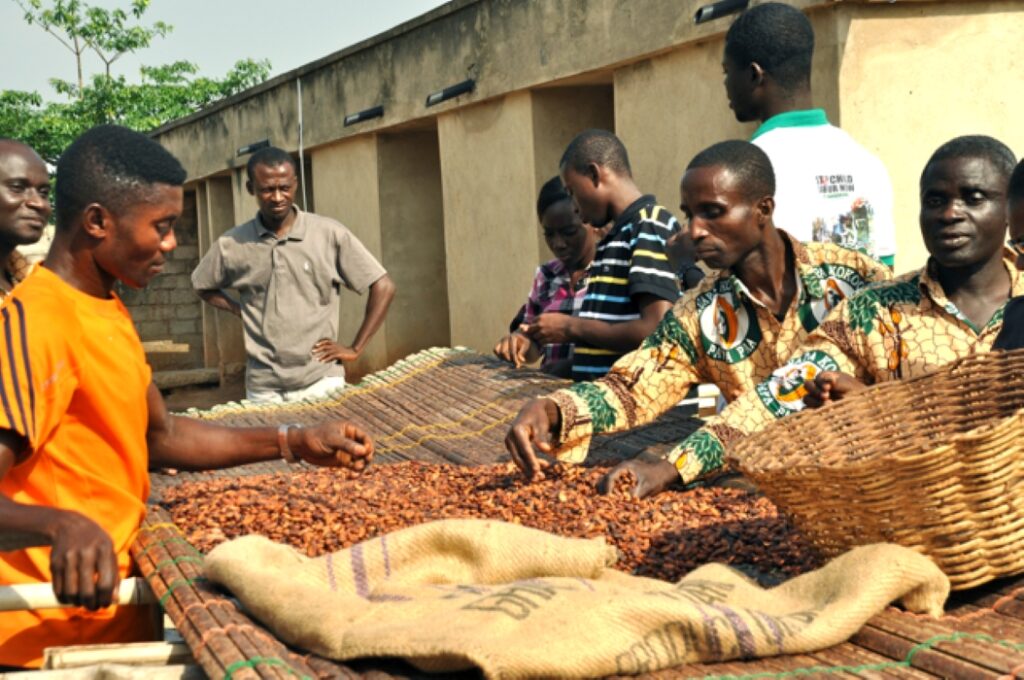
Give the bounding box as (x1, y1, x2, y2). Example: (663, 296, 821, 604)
(1, 0, 449, 98)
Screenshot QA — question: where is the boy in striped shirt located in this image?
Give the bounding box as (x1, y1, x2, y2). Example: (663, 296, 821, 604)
(523, 129, 680, 381)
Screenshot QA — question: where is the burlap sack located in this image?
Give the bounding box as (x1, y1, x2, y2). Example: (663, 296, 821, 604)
(204, 519, 949, 679)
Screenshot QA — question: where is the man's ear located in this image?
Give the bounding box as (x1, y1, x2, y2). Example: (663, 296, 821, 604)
(585, 162, 602, 188)
(245, 179, 254, 197)
(750, 62, 767, 88)
(82, 203, 112, 240)
(756, 195, 775, 225)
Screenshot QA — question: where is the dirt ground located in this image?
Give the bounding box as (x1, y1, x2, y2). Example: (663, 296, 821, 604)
(162, 374, 245, 412)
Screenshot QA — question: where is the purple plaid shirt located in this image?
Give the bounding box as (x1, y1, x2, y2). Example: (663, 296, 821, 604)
(522, 258, 588, 370)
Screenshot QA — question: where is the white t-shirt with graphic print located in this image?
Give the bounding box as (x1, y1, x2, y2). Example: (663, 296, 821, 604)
(752, 109, 896, 265)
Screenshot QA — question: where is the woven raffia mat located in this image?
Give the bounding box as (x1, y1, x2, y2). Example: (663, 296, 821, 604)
(152, 347, 701, 495)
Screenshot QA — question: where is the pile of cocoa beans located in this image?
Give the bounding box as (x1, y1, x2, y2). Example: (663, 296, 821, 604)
(161, 462, 819, 584)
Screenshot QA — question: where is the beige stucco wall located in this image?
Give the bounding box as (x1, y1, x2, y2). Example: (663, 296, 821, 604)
(310, 136, 387, 382)
(378, 129, 451, 363)
(838, 1, 1024, 273)
(438, 91, 539, 352)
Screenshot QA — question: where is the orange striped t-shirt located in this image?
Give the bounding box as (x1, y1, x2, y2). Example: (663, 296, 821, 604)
(0, 266, 153, 667)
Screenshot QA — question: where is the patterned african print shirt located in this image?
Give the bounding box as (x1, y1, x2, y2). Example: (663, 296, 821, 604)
(521, 258, 588, 371)
(668, 252, 1024, 485)
(545, 232, 891, 464)
(0, 250, 32, 302)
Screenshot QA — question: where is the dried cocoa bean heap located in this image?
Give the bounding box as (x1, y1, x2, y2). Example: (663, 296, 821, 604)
(161, 462, 819, 583)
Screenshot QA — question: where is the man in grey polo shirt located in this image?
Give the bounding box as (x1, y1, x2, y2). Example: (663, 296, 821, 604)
(192, 147, 396, 403)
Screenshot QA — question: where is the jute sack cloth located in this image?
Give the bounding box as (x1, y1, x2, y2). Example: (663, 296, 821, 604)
(204, 519, 949, 679)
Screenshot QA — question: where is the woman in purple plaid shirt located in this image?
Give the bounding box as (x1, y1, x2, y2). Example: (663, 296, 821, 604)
(494, 177, 600, 378)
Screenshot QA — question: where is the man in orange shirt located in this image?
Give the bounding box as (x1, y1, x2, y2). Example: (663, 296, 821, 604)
(0, 125, 375, 668)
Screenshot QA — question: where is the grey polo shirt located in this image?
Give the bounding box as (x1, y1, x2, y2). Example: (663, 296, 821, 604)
(192, 208, 386, 391)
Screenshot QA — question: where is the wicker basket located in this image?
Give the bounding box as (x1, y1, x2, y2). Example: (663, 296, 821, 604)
(728, 348, 1024, 590)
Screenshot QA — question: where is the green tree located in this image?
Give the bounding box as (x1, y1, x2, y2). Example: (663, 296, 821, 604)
(17, 0, 171, 94)
(2, 1, 270, 165)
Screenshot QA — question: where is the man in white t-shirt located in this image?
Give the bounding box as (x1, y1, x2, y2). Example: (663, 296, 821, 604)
(722, 2, 896, 267)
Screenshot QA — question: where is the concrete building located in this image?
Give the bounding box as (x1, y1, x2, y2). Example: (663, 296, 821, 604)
(147, 0, 1024, 383)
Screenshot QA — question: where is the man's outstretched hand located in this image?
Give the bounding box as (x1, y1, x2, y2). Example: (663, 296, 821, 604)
(505, 398, 561, 482)
(597, 453, 679, 499)
(296, 421, 375, 471)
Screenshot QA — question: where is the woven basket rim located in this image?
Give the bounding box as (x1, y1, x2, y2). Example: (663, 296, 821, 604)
(727, 348, 1024, 472)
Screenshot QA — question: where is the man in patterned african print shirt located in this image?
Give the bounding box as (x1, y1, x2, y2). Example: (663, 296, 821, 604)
(504, 141, 890, 490)
(651, 135, 1023, 495)
(0, 139, 49, 300)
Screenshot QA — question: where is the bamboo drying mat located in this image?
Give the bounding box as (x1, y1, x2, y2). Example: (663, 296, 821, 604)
(150, 347, 701, 495)
(135, 506, 1024, 680)
(142, 347, 1024, 677)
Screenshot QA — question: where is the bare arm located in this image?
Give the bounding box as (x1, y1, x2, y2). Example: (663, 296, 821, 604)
(351, 274, 396, 354)
(196, 289, 241, 317)
(145, 383, 373, 471)
(524, 294, 672, 353)
(0, 430, 120, 610)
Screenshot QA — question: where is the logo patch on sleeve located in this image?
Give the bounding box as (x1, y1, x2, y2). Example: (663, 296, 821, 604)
(756, 350, 841, 418)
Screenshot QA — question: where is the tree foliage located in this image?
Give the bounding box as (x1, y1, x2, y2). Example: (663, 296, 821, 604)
(3, 0, 270, 165)
(17, 0, 171, 91)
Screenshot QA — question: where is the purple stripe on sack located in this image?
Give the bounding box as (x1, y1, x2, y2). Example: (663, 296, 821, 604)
(694, 604, 723, 660)
(576, 578, 596, 592)
(351, 543, 370, 598)
(381, 534, 392, 578)
(325, 553, 338, 592)
(712, 604, 757, 659)
(753, 610, 785, 653)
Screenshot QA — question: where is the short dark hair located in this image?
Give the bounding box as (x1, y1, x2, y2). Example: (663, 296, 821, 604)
(685, 140, 775, 202)
(559, 129, 632, 177)
(536, 176, 572, 218)
(246, 146, 296, 181)
(920, 135, 1017, 190)
(725, 2, 814, 92)
(1009, 160, 1024, 203)
(55, 124, 186, 230)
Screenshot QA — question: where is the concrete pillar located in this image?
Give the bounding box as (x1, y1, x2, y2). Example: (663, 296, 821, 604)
(310, 136, 387, 382)
(437, 91, 540, 353)
(378, 129, 451, 363)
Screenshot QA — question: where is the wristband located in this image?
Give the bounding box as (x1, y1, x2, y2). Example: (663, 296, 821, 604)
(278, 424, 300, 463)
